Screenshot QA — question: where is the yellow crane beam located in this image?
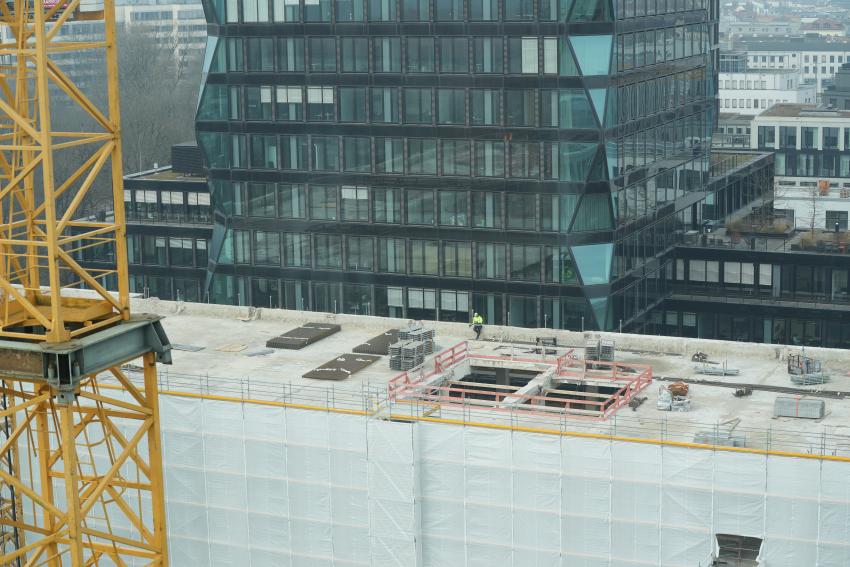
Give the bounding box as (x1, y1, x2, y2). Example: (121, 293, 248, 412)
(0, 1, 170, 565)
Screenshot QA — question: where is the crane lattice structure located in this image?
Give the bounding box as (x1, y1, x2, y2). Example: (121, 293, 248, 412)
(0, 0, 172, 565)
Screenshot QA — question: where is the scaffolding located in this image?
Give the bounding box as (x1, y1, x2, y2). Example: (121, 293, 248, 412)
(0, 0, 172, 564)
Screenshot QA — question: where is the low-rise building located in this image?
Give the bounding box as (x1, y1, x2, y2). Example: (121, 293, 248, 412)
(719, 65, 816, 116)
(752, 104, 850, 230)
(823, 62, 850, 109)
(737, 37, 850, 92)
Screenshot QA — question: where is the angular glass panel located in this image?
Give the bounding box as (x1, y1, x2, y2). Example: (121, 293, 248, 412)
(570, 35, 612, 76)
(559, 39, 579, 76)
(587, 88, 606, 126)
(569, 0, 610, 21)
(557, 142, 596, 181)
(588, 296, 609, 330)
(571, 243, 613, 284)
(541, 89, 595, 128)
(571, 193, 612, 231)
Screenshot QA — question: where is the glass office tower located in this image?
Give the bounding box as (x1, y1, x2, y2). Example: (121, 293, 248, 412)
(196, 0, 718, 330)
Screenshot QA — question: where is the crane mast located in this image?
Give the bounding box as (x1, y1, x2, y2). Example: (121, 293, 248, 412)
(0, 0, 172, 564)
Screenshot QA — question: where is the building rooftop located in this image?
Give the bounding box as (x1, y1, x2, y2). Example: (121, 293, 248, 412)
(128, 298, 850, 457)
(124, 166, 208, 184)
(757, 102, 850, 118)
(737, 37, 850, 50)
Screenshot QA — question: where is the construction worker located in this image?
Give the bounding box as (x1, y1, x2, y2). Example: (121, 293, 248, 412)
(471, 312, 484, 340)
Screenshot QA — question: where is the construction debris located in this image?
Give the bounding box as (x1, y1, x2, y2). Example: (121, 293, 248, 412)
(657, 382, 692, 412)
(691, 351, 718, 364)
(734, 387, 753, 397)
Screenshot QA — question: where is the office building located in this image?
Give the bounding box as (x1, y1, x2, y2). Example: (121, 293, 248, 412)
(737, 37, 850, 92)
(751, 104, 850, 230)
(195, 0, 734, 331)
(823, 62, 850, 109)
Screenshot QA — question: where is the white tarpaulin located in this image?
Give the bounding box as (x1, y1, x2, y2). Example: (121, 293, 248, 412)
(153, 393, 850, 566)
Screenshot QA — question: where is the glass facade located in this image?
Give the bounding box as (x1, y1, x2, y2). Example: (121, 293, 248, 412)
(196, 0, 719, 330)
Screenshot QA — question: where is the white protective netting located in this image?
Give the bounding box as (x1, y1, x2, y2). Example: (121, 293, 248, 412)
(157, 393, 850, 567)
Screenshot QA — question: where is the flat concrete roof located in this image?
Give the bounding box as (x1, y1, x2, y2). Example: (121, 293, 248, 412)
(758, 103, 850, 118)
(128, 298, 850, 454)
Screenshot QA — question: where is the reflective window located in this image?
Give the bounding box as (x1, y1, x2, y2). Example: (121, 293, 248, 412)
(441, 140, 471, 175)
(508, 142, 540, 178)
(571, 35, 611, 74)
(510, 245, 542, 281)
(470, 89, 501, 125)
(471, 192, 502, 228)
(280, 135, 308, 170)
(469, 0, 497, 19)
(250, 135, 277, 169)
(570, 0, 610, 21)
(279, 38, 304, 71)
(276, 87, 303, 121)
(315, 235, 342, 269)
(504, 0, 534, 19)
(402, 88, 434, 124)
(254, 231, 281, 265)
(339, 87, 367, 122)
(346, 236, 374, 271)
(410, 240, 440, 275)
(437, 89, 465, 124)
(473, 38, 503, 73)
(284, 233, 310, 267)
(246, 38, 274, 71)
(572, 243, 613, 284)
(343, 137, 371, 172)
(407, 189, 435, 224)
(310, 185, 338, 220)
(368, 0, 396, 20)
(505, 193, 535, 230)
(544, 246, 576, 283)
(373, 188, 402, 223)
(406, 38, 435, 73)
(230, 134, 246, 168)
(440, 38, 469, 73)
(572, 193, 613, 231)
(476, 243, 505, 279)
(247, 183, 276, 217)
(401, 0, 429, 20)
(311, 136, 339, 171)
(474, 140, 505, 177)
(439, 191, 468, 226)
(272, 0, 300, 21)
(309, 37, 336, 72)
(435, 0, 463, 19)
(371, 87, 400, 123)
(547, 141, 597, 181)
(242, 0, 270, 21)
(245, 86, 273, 121)
(541, 90, 597, 129)
(505, 90, 536, 126)
(508, 37, 538, 74)
(443, 241, 472, 277)
(304, 0, 332, 20)
(801, 126, 817, 149)
(375, 137, 404, 173)
(341, 38, 369, 72)
(377, 238, 406, 272)
(307, 86, 334, 120)
(824, 127, 839, 150)
(407, 139, 437, 174)
(540, 194, 577, 232)
(279, 184, 306, 218)
(373, 37, 401, 72)
(336, 0, 364, 20)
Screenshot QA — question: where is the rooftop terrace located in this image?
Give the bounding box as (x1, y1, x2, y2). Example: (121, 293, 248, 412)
(123, 298, 850, 458)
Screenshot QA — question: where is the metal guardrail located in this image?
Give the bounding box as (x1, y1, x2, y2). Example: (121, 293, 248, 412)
(109, 364, 850, 459)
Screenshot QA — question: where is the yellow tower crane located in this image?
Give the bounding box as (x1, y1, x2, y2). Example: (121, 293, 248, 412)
(0, 0, 172, 564)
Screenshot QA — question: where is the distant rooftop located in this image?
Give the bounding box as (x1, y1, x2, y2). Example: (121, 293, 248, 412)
(737, 37, 850, 51)
(758, 103, 850, 118)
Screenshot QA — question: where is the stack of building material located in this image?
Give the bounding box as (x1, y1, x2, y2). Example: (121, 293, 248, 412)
(774, 396, 825, 419)
(399, 324, 435, 354)
(303, 354, 381, 380)
(389, 340, 425, 370)
(266, 323, 341, 350)
(353, 329, 400, 355)
(790, 372, 831, 385)
(584, 338, 615, 361)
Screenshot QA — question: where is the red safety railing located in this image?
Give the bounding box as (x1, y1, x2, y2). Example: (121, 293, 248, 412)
(388, 342, 653, 420)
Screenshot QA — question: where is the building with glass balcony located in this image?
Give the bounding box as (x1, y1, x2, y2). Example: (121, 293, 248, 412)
(194, 0, 730, 331)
